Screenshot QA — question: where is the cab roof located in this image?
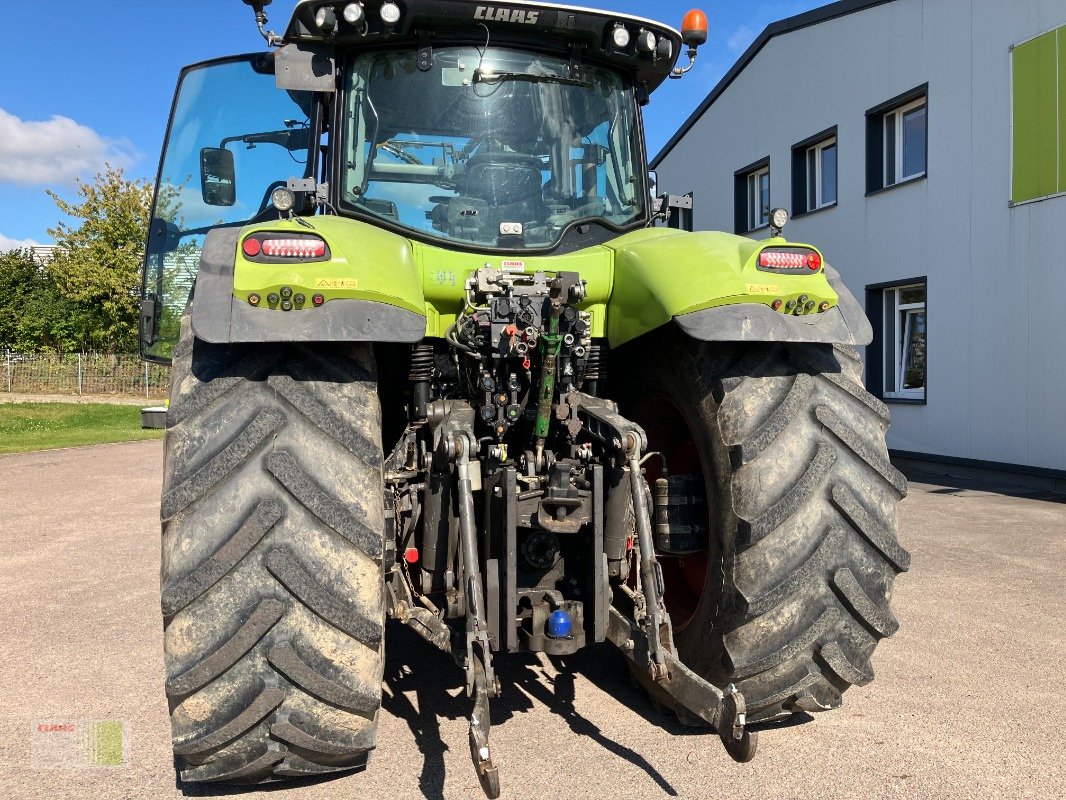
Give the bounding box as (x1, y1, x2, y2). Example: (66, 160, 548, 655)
(284, 0, 683, 92)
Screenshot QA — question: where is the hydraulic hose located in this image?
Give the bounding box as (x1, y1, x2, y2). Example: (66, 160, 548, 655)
(533, 300, 562, 466)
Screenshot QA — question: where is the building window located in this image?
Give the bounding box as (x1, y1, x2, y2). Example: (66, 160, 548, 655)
(734, 157, 770, 233)
(809, 138, 838, 209)
(866, 85, 928, 194)
(865, 278, 927, 403)
(792, 128, 838, 215)
(748, 166, 770, 230)
(884, 98, 927, 185)
(1011, 24, 1066, 205)
(884, 284, 926, 400)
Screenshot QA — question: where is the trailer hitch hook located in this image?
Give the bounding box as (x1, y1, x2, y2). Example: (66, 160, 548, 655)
(469, 650, 501, 799)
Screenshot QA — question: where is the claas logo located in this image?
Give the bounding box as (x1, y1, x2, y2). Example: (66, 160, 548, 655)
(474, 6, 541, 24)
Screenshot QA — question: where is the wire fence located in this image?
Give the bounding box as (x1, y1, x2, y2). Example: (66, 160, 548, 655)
(2, 352, 170, 398)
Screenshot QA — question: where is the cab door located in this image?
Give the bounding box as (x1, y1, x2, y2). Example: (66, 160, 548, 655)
(140, 53, 318, 362)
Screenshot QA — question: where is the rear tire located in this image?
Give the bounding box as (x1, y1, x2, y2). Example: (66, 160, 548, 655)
(619, 328, 909, 724)
(160, 316, 386, 783)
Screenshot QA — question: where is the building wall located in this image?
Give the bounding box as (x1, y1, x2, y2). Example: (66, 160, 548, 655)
(655, 0, 1066, 471)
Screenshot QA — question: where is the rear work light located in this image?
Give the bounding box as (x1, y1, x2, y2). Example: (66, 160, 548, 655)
(241, 233, 330, 263)
(757, 247, 822, 274)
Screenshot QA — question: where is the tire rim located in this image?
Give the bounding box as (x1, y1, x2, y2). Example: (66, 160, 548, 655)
(632, 393, 710, 632)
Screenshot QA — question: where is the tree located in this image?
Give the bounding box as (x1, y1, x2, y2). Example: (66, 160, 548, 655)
(0, 249, 91, 354)
(47, 165, 153, 353)
(0, 249, 41, 350)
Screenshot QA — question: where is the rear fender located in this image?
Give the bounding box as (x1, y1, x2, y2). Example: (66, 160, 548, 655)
(192, 218, 426, 344)
(606, 229, 871, 347)
(673, 264, 871, 345)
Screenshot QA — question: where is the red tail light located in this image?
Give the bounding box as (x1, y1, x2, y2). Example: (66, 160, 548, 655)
(757, 247, 823, 274)
(759, 251, 808, 269)
(241, 233, 330, 262)
(261, 238, 326, 258)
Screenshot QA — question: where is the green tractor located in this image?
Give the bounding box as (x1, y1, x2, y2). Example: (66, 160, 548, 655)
(141, 0, 909, 793)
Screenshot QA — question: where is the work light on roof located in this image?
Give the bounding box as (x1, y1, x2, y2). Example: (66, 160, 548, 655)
(314, 5, 338, 32)
(636, 30, 657, 53)
(611, 25, 631, 49)
(343, 2, 364, 24)
(379, 2, 401, 25)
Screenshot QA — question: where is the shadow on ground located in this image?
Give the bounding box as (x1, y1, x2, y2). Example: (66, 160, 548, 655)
(379, 621, 800, 800)
(897, 463, 1065, 504)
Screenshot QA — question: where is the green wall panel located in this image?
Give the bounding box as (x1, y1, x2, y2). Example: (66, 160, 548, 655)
(1059, 27, 1066, 194)
(1011, 28, 1059, 203)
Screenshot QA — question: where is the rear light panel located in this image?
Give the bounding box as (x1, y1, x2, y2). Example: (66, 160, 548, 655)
(757, 247, 822, 274)
(241, 232, 330, 263)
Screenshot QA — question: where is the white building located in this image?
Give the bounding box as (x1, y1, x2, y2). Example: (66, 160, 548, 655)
(652, 0, 1066, 487)
(31, 246, 56, 264)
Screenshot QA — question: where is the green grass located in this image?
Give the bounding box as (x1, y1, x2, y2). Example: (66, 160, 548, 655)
(0, 403, 164, 455)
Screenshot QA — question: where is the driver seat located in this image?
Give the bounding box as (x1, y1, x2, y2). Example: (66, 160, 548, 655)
(458, 151, 546, 215)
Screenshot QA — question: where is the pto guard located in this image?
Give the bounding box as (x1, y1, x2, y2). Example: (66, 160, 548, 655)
(191, 227, 427, 344)
(674, 265, 872, 346)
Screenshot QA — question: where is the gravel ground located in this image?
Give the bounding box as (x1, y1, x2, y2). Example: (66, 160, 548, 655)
(0, 440, 1062, 800)
(0, 394, 165, 406)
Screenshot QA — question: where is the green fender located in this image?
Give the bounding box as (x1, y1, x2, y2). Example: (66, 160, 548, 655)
(193, 216, 427, 344)
(603, 228, 871, 348)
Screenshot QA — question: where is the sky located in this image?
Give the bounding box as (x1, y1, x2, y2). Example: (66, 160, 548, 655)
(0, 0, 824, 248)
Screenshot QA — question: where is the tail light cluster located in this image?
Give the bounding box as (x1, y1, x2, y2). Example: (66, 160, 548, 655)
(757, 247, 822, 274)
(241, 233, 330, 263)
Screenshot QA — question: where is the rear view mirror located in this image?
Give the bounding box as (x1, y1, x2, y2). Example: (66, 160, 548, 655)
(200, 148, 236, 206)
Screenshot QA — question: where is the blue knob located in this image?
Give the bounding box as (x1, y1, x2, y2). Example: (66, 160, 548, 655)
(547, 609, 573, 639)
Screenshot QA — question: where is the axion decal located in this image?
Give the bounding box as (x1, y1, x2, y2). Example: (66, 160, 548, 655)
(473, 6, 541, 24)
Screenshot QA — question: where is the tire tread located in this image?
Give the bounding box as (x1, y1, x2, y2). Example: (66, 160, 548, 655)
(161, 319, 384, 784)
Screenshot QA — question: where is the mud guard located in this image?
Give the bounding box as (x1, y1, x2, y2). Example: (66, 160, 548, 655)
(191, 228, 427, 344)
(673, 265, 872, 346)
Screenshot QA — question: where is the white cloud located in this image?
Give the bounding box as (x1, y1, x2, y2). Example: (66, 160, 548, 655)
(0, 108, 139, 187)
(0, 233, 43, 251)
(727, 24, 759, 54)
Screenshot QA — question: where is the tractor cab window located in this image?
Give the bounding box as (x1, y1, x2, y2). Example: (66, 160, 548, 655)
(142, 55, 314, 360)
(343, 47, 644, 250)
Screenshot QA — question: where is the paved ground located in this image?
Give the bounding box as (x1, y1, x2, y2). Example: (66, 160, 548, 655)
(0, 440, 1062, 800)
